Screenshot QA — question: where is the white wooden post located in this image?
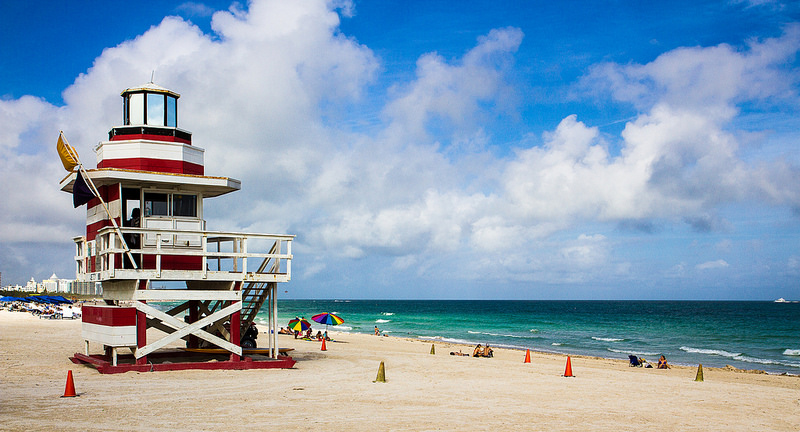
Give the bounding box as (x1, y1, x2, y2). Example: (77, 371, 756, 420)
(286, 240, 291, 277)
(272, 283, 278, 358)
(201, 233, 207, 279)
(156, 233, 162, 278)
(241, 236, 248, 276)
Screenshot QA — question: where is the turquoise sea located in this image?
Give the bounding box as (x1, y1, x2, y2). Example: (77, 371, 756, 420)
(254, 300, 800, 375)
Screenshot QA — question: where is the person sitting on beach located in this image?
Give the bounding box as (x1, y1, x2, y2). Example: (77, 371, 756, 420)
(374, 326, 380, 336)
(473, 344, 483, 357)
(304, 328, 313, 339)
(483, 344, 494, 358)
(315, 331, 323, 340)
(323, 330, 331, 341)
(639, 357, 653, 368)
(657, 355, 671, 369)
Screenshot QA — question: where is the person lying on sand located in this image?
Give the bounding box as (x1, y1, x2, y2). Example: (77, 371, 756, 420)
(658, 355, 671, 369)
(450, 350, 469, 356)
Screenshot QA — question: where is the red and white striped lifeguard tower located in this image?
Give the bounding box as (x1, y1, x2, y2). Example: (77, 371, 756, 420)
(60, 82, 295, 373)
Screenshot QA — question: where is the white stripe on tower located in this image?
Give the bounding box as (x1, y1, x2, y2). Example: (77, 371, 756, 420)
(97, 140, 203, 166)
(87, 199, 121, 226)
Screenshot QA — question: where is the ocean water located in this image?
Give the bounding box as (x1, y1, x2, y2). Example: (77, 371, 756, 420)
(254, 300, 800, 375)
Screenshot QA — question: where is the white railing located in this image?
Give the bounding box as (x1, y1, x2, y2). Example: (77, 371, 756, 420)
(74, 226, 293, 283)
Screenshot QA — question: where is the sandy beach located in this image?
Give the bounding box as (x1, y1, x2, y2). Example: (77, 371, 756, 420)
(1, 309, 799, 431)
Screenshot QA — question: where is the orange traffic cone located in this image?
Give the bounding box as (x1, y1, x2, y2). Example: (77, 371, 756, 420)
(321, 338, 327, 351)
(62, 370, 77, 397)
(524, 349, 531, 363)
(563, 356, 574, 377)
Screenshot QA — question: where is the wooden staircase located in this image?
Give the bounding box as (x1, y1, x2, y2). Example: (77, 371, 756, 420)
(239, 241, 281, 329)
(201, 241, 281, 335)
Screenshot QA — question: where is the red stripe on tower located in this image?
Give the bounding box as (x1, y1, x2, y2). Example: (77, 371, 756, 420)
(111, 133, 191, 145)
(98, 158, 203, 175)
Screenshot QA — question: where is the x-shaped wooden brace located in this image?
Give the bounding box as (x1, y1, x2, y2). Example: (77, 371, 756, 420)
(134, 301, 242, 358)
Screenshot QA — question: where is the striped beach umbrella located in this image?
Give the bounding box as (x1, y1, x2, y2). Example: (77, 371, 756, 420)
(311, 312, 344, 327)
(287, 318, 311, 332)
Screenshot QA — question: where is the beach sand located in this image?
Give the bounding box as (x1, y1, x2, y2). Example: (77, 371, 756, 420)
(1, 309, 799, 431)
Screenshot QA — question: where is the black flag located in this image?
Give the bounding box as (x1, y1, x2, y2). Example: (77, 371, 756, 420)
(73, 171, 95, 207)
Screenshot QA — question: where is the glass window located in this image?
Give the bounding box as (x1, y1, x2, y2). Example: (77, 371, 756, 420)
(147, 93, 164, 126)
(129, 93, 144, 125)
(123, 96, 129, 125)
(172, 194, 197, 217)
(144, 192, 169, 216)
(166, 96, 177, 127)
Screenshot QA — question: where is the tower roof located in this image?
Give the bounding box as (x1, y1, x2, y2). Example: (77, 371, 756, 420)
(59, 168, 241, 198)
(121, 82, 180, 98)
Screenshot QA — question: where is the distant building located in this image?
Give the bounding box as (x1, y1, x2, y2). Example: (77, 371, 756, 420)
(42, 273, 58, 292)
(3, 274, 83, 295)
(69, 281, 102, 296)
(25, 278, 39, 293)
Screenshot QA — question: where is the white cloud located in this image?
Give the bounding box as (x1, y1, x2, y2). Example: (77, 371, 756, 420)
(696, 259, 730, 270)
(176, 2, 217, 18)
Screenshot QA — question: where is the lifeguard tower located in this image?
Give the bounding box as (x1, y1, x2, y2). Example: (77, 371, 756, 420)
(60, 82, 295, 373)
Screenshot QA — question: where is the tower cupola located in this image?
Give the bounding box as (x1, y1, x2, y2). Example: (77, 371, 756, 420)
(108, 82, 192, 147)
(122, 82, 179, 128)
(100, 82, 199, 174)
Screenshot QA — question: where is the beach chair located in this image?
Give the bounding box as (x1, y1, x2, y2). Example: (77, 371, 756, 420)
(628, 355, 642, 367)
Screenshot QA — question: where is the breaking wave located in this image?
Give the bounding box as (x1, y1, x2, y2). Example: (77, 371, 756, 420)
(592, 337, 624, 342)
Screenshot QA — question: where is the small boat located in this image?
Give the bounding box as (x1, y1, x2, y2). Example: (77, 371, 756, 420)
(774, 298, 789, 303)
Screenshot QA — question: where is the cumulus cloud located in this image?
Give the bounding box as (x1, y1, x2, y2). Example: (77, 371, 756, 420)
(696, 259, 730, 270)
(0, 0, 798, 294)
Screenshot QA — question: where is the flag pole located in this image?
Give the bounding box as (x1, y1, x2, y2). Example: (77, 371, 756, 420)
(61, 132, 139, 270)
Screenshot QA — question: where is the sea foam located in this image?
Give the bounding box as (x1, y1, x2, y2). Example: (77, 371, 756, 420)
(592, 337, 624, 342)
(467, 330, 531, 339)
(680, 346, 742, 358)
(783, 349, 800, 356)
(681, 346, 800, 368)
(418, 335, 473, 345)
(375, 319, 391, 323)
(607, 348, 660, 356)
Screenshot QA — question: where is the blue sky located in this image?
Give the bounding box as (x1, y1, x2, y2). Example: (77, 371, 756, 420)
(1, 0, 799, 299)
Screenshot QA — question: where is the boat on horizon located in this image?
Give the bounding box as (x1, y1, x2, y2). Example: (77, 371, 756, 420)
(774, 298, 798, 303)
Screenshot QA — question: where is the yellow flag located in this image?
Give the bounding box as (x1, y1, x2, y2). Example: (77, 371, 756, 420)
(56, 133, 78, 171)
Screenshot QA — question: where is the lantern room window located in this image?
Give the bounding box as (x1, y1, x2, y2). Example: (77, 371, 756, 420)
(123, 91, 178, 127)
(147, 93, 164, 126)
